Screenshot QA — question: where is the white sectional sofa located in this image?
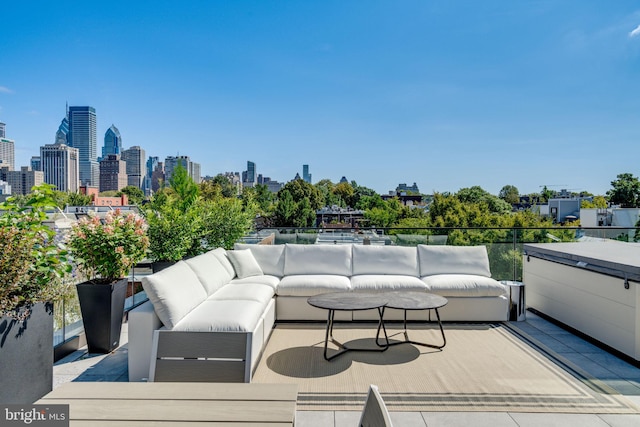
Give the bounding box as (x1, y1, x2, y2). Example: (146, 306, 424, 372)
(129, 243, 509, 382)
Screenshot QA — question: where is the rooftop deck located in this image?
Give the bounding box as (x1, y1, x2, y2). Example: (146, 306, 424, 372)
(53, 311, 640, 427)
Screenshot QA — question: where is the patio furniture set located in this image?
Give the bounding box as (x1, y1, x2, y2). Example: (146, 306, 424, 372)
(129, 243, 511, 382)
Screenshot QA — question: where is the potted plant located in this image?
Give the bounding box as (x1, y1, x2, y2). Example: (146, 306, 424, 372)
(144, 203, 198, 272)
(66, 208, 149, 353)
(0, 184, 72, 404)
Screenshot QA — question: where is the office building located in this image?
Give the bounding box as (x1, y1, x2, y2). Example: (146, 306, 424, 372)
(122, 146, 146, 188)
(30, 156, 42, 172)
(0, 136, 15, 171)
(0, 121, 15, 170)
(144, 156, 159, 196)
(102, 125, 122, 160)
(68, 106, 98, 186)
(99, 154, 127, 192)
(0, 166, 43, 195)
(164, 155, 199, 183)
(303, 164, 312, 183)
(189, 161, 201, 184)
(56, 114, 69, 145)
(151, 161, 164, 193)
(242, 160, 257, 187)
(41, 143, 80, 193)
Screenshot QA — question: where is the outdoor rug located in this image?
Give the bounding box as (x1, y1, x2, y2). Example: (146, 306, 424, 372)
(252, 323, 640, 413)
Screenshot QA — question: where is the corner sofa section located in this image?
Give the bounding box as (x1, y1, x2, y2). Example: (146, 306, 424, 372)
(129, 243, 509, 382)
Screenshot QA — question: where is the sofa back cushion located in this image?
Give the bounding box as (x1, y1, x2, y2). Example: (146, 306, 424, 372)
(418, 245, 492, 277)
(141, 261, 207, 329)
(284, 243, 352, 276)
(184, 251, 231, 295)
(352, 245, 419, 276)
(210, 248, 236, 279)
(234, 243, 285, 277)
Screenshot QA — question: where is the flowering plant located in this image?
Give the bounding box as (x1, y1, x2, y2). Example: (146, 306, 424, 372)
(66, 209, 149, 284)
(0, 184, 72, 320)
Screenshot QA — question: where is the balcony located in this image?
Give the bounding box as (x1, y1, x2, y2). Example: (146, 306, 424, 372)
(49, 226, 640, 426)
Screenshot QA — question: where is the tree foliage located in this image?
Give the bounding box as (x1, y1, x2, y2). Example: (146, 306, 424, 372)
(607, 173, 640, 208)
(498, 185, 520, 204)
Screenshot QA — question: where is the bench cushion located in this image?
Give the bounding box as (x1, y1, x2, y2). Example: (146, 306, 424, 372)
(184, 251, 230, 295)
(208, 283, 275, 306)
(351, 275, 427, 292)
(229, 275, 281, 290)
(421, 274, 507, 297)
(277, 274, 351, 296)
(141, 261, 207, 329)
(419, 245, 492, 277)
(173, 300, 264, 332)
(234, 243, 285, 277)
(352, 245, 419, 276)
(284, 244, 352, 276)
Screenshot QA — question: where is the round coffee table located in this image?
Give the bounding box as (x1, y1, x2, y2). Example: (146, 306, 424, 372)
(307, 292, 390, 361)
(376, 291, 448, 349)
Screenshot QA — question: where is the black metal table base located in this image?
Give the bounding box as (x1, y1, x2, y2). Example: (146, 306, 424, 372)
(322, 307, 390, 361)
(376, 308, 447, 349)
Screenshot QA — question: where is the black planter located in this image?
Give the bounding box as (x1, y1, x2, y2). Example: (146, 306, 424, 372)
(76, 278, 127, 354)
(151, 261, 177, 273)
(0, 302, 53, 403)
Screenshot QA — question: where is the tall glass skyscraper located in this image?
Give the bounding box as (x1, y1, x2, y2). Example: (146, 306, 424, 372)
(68, 106, 98, 186)
(102, 125, 122, 160)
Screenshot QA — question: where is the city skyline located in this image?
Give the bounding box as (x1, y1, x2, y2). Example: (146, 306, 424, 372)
(2, 1, 640, 196)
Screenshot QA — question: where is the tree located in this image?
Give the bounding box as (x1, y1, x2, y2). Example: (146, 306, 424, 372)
(332, 182, 355, 207)
(118, 186, 144, 205)
(498, 185, 520, 205)
(607, 173, 640, 208)
(293, 197, 316, 227)
(581, 196, 608, 209)
(279, 179, 323, 210)
(169, 163, 199, 212)
(274, 189, 296, 226)
(66, 192, 92, 206)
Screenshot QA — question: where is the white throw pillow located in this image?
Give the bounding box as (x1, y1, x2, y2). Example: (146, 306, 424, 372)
(227, 249, 264, 279)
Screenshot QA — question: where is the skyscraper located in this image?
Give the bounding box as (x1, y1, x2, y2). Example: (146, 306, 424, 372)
(303, 164, 312, 183)
(145, 156, 159, 195)
(102, 125, 122, 160)
(164, 156, 193, 184)
(0, 166, 43, 195)
(55, 115, 69, 145)
(41, 143, 79, 193)
(68, 106, 98, 186)
(243, 160, 256, 187)
(0, 122, 5, 138)
(0, 135, 15, 171)
(122, 146, 146, 188)
(99, 154, 127, 192)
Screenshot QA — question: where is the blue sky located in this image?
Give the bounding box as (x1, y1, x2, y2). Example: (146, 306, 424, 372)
(1, 1, 639, 196)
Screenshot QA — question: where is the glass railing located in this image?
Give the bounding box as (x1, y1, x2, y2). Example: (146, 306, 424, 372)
(54, 226, 638, 352)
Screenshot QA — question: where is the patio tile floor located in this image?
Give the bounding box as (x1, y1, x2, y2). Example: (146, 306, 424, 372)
(53, 312, 640, 427)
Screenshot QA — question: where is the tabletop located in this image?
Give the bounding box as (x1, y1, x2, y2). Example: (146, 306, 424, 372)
(384, 291, 448, 310)
(307, 291, 388, 311)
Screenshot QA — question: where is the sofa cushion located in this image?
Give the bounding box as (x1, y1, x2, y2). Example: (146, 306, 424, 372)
(352, 245, 419, 276)
(229, 275, 281, 290)
(234, 243, 285, 277)
(227, 249, 264, 279)
(211, 248, 236, 279)
(184, 251, 231, 295)
(173, 300, 263, 332)
(351, 275, 427, 292)
(284, 244, 352, 276)
(208, 283, 274, 306)
(421, 274, 508, 297)
(141, 261, 207, 329)
(418, 245, 492, 277)
(277, 274, 351, 297)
